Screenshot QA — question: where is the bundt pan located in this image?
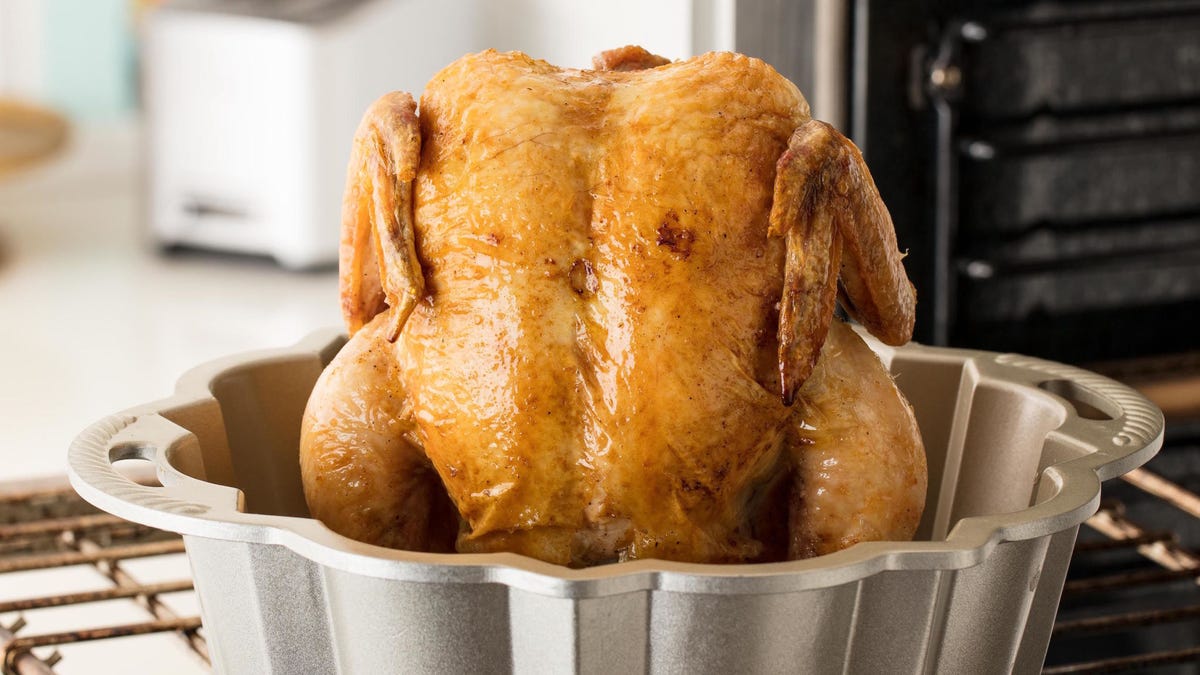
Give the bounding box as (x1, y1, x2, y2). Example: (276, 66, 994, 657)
(68, 329, 1163, 674)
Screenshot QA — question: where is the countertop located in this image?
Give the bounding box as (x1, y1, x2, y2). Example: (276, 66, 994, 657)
(0, 120, 340, 481)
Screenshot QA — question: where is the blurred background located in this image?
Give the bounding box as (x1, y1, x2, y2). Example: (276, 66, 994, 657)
(0, 0, 739, 480)
(0, 1, 1197, 672)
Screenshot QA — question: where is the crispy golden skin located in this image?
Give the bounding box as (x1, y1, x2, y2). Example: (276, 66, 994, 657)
(785, 321, 926, 559)
(301, 48, 925, 566)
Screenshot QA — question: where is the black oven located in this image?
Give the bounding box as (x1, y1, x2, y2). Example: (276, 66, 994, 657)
(821, 2, 1200, 670)
(838, 0, 1200, 365)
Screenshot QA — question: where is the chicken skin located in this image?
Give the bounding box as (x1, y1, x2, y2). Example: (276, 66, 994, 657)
(300, 47, 926, 566)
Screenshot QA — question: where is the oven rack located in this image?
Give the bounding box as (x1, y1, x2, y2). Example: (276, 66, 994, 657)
(0, 479, 206, 674)
(0, 470, 1196, 674)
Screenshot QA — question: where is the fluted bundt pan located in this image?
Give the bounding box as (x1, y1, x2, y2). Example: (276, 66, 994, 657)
(68, 329, 1163, 674)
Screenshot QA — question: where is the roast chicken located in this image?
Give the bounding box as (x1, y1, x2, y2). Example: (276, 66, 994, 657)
(300, 47, 927, 566)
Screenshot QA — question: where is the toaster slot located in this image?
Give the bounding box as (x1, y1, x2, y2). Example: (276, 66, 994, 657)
(180, 194, 250, 221)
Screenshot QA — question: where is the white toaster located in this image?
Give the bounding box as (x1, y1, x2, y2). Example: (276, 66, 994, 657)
(143, 0, 483, 269)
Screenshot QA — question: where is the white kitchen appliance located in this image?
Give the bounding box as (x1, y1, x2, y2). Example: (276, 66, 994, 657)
(143, 0, 840, 269)
(143, 0, 481, 268)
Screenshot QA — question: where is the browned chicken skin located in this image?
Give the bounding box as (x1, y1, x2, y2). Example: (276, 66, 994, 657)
(300, 47, 926, 566)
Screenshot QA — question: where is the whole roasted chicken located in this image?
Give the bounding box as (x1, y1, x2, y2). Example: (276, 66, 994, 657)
(300, 47, 926, 566)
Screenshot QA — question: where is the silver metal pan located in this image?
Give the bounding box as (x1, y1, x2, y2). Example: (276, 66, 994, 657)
(68, 330, 1163, 674)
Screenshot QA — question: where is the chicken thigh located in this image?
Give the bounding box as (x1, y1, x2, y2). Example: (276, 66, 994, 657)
(300, 47, 926, 566)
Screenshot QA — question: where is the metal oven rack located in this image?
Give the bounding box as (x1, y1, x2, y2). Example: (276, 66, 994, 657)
(0, 479, 206, 673)
(1, 471, 1197, 673)
(1046, 467, 1200, 674)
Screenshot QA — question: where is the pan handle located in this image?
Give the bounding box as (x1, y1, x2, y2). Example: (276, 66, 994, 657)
(990, 353, 1165, 481)
(67, 410, 239, 528)
(940, 351, 1165, 545)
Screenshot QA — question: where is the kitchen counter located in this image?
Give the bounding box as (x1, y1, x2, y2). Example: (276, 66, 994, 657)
(0, 120, 340, 481)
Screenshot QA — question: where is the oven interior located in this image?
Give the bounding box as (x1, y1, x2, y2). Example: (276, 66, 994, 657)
(849, 0, 1200, 670)
(853, 0, 1200, 364)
